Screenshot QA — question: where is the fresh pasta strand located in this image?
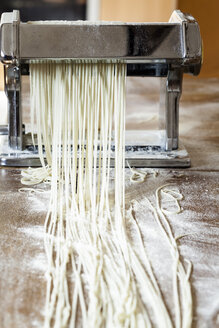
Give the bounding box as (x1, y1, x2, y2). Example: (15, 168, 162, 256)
(127, 163, 159, 183)
(18, 187, 48, 194)
(144, 185, 193, 328)
(23, 60, 193, 328)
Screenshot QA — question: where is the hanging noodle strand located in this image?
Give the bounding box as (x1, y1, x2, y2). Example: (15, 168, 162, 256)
(23, 60, 193, 328)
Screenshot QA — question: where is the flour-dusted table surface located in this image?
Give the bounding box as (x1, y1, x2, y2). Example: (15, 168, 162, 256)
(0, 77, 218, 328)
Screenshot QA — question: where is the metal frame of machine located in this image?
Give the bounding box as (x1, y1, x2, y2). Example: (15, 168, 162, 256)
(0, 10, 202, 167)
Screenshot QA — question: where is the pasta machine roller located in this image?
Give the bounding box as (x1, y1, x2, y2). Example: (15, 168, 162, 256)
(0, 10, 202, 167)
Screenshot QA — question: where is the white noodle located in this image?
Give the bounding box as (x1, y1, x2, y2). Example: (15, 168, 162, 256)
(23, 61, 193, 328)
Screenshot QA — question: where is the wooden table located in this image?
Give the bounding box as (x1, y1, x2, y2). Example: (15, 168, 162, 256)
(0, 77, 218, 328)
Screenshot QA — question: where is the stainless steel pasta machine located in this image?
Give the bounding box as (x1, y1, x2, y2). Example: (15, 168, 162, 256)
(0, 10, 202, 167)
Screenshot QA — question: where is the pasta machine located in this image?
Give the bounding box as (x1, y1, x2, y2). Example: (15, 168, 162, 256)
(0, 10, 202, 167)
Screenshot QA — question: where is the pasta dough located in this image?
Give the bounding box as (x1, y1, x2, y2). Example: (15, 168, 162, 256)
(24, 61, 192, 328)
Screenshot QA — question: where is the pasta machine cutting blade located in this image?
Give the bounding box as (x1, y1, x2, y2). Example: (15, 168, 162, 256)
(0, 10, 202, 167)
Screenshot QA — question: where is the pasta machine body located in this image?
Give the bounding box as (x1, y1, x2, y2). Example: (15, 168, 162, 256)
(0, 10, 202, 167)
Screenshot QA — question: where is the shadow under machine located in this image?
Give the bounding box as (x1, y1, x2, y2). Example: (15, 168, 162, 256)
(0, 10, 202, 167)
